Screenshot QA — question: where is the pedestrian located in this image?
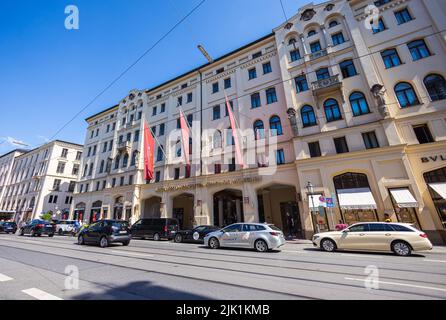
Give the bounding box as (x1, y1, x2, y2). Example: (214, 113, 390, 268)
(384, 213, 391, 223)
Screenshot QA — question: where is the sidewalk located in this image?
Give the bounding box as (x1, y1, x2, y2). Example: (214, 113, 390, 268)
(285, 238, 313, 244)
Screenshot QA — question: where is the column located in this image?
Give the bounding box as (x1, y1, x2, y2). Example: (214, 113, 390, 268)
(236, 199, 242, 222)
(299, 34, 309, 55)
(218, 198, 223, 226)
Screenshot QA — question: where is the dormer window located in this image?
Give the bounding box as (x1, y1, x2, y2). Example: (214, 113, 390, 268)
(300, 8, 316, 21)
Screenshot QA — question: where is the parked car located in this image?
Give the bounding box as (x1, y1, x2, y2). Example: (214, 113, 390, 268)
(130, 218, 179, 241)
(204, 223, 286, 252)
(77, 219, 131, 248)
(0, 221, 17, 234)
(55, 220, 80, 236)
(312, 222, 433, 256)
(19, 219, 55, 237)
(173, 225, 220, 243)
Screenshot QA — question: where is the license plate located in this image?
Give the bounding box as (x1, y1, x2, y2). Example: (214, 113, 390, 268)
(119, 230, 127, 234)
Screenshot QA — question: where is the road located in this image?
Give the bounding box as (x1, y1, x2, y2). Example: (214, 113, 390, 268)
(0, 233, 446, 300)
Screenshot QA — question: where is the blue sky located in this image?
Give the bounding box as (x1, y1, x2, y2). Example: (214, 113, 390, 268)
(0, 0, 316, 154)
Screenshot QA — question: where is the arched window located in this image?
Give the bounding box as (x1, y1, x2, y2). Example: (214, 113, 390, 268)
(395, 82, 420, 107)
(301, 105, 317, 127)
(324, 99, 342, 122)
(176, 140, 182, 157)
(424, 74, 446, 101)
(308, 30, 317, 37)
(253, 120, 265, 140)
(329, 20, 338, 28)
(288, 37, 297, 45)
(213, 130, 222, 148)
(122, 153, 129, 168)
(114, 155, 120, 169)
(349, 92, 370, 116)
(269, 116, 283, 136)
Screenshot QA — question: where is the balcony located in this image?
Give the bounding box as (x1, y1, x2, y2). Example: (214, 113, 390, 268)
(117, 141, 131, 153)
(311, 75, 342, 96)
(309, 49, 327, 61)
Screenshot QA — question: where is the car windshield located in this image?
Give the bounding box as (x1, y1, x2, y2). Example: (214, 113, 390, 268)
(268, 225, 281, 231)
(4, 222, 15, 226)
(110, 221, 129, 228)
(223, 224, 242, 232)
(194, 226, 207, 232)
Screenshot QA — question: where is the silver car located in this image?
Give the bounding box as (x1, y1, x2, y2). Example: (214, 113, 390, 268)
(204, 223, 286, 252)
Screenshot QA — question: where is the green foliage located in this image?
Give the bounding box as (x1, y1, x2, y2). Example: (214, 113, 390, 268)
(40, 212, 53, 222)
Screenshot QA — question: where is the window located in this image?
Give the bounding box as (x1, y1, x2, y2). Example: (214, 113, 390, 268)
(76, 151, 82, 161)
(248, 68, 257, 80)
(331, 32, 345, 46)
(187, 92, 193, 103)
(212, 82, 219, 93)
(155, 171, 161, 183)
(228, 158, 236, 172)
(212, 105, 221, 120)
(87, 147, 91, 157)
(350, 92, 370, 116)
(301, 105, 317, 127)
(276, 149, 285, 165)
(413, 124, 434, 144)
(224, 78, 231, 89)
(308, 141, 321, 158)
(251, 93, 261, 108)
(88, 163, 94, 176)
(308, 30, 317, 37)
(424, 74, 446, 101)
(114, 155, 120, 169)
(339, 60, 357, 78)
(329, 20, 338, 28)
(99, 160, 105, 173)
(290, 49, 301, 62)
(213, 130, 222, 148)
(408, 40, 431, 61)
(295, 75, 309, 93)
(159, 123, 165, 136)
(334, 137, 349, 154)
(56, 162, 65, 174)
(72, 164, 79, 176)
(263, 62, 272, 74)
(214, 164, 221, 174)
(176, 141, 182, 158)
(53, 179, 61, 191)
(134, 130, 140, 142)
(68, 181, 76, 192)
(111, 178, 116, 188)
(137, 111, 142, 120)
(109, 140, 113, 151)
(269, 116, 283, 136)
(102, 142, 108, 153)
(61, 148, 68, 158)
(120, 176, 124, 186)
(372, 18, 386, 33)
(253, 120, 264, 140)
(129, 175, 134, 185)
(157, 146, 164, 162)
(225, 100, 234, 117)
(177, 96, 183, 106)
(381, 49, 402, 68)
(288, 38, 297, 45)
(324, 99, 342, 122)
(152, 107, 157, 116)
(151, 126, 157, 136)
(395, 82, 420, 107)
(187, 114, 193, 127)
(362, 131, 380, 149)
(174, 168, 180, 180)
(131, 151, 138, 166)
(92, 145, 97, 156)
(252, 51, 262, 59)
(395, 8, 413, 25)
(126, 133, 131, 142)
(216, 68, 224, 74)
(310, 41, 322, 53)
(161, 103, 166, 113)
(266, 88, 278, 104)
(316, 68, 330, 80)
(96, 181, 100, 191)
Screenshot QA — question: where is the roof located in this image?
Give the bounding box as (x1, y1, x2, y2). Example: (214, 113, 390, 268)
(85, 104, 119, 122)
(0, 149, 28, 159)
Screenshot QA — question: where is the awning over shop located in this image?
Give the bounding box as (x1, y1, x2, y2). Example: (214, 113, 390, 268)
(390, 188, 418, 208)
(337, 188, 377, 210)
(308, 194, 324, 209)
(429, 183, 446, 199)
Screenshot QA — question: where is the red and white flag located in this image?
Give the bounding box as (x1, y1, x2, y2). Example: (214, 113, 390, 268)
(225, 94, 244, 168)
(179, 109, 190, 165)
(143, 121, 155, 181)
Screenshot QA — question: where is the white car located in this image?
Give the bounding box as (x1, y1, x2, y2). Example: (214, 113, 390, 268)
(312, 222, 433, 256)
(55, 220, 80, 235)
(204, 223, 286, 252)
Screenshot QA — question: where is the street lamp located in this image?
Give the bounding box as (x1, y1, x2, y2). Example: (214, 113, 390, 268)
(306, 181, 320, 234)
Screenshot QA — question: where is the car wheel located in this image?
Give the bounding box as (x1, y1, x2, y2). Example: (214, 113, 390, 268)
(30, 229, 35, 237)
(99, 236, 109, 248)
(153, 233, 160, 241)
(48, 234, 54, 238)
(208, 237, 220, 249)
(58, 229, 63, 236)
(122, 240, 130, 246)
(20, 229, 24, 236)
(254, 239, 268, 252)
(392, 241, 412, 257)
(78, 235, 85, 245)
(174, 234, 183, 243)
(320, 238, 336, 252)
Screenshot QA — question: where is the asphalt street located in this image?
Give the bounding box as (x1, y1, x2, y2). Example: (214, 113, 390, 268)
(0, 233, 446, 300)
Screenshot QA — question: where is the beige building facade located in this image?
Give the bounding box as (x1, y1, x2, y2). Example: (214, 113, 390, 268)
(71, 0, 446, 243)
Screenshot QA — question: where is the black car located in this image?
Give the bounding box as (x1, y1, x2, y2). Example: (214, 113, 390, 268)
(19, 219, 55, 237)
(0, 222, 17, 234)
(77, 219, 131, 248)
(173, 225, 220, 243)
(130, 218, 179, 241)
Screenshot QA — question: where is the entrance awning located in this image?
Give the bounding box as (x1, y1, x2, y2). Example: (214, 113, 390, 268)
(337, 188, 377, 210)
(390, 188, 418, 208)
(429, 183, 446, 199)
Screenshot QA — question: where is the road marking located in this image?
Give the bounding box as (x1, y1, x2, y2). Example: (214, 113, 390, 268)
(340, 253, 382, 259)
(281, 250, 307, 253)
(424, 259, 446, 263)
(345, 277, 446, 292)
(109, 250, 154, 258)
(22, 288, 63, 300)
(0, 273, 13, 282)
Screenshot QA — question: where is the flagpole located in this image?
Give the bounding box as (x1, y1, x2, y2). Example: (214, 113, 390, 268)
(143, 111, 167, 159)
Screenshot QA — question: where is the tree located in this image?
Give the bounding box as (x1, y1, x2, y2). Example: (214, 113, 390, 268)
(40, 211, 53, 222)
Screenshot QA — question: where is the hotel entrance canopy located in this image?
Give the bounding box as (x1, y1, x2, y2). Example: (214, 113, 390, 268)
(337, 188, 377, 210)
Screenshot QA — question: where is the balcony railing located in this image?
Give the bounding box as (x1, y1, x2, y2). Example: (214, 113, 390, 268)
(309, 49, 328, 61)
(311, 75, 341, 93)
(117, 141, 131, 153)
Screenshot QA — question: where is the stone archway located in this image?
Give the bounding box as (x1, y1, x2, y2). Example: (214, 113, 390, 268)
(172, 193, 195, 229)
(213, 189, 243, 227)
(142, 196, 162, 219)
(113, 196, 124, 220)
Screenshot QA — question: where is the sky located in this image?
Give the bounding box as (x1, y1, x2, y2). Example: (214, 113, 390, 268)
(0, 0, 318, 155)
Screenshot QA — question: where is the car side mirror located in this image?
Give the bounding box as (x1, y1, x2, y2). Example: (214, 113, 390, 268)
(342, 229, 349, 233)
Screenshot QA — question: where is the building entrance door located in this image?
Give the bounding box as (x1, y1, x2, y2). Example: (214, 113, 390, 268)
(280, 202, 303, 238)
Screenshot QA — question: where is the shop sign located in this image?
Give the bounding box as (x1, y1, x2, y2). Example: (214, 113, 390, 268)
(421, 155, 446, 163)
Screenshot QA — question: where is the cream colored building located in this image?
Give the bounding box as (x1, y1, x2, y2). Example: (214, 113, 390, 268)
(71, 0, 446, 243)
(0, 141, 83, 222)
